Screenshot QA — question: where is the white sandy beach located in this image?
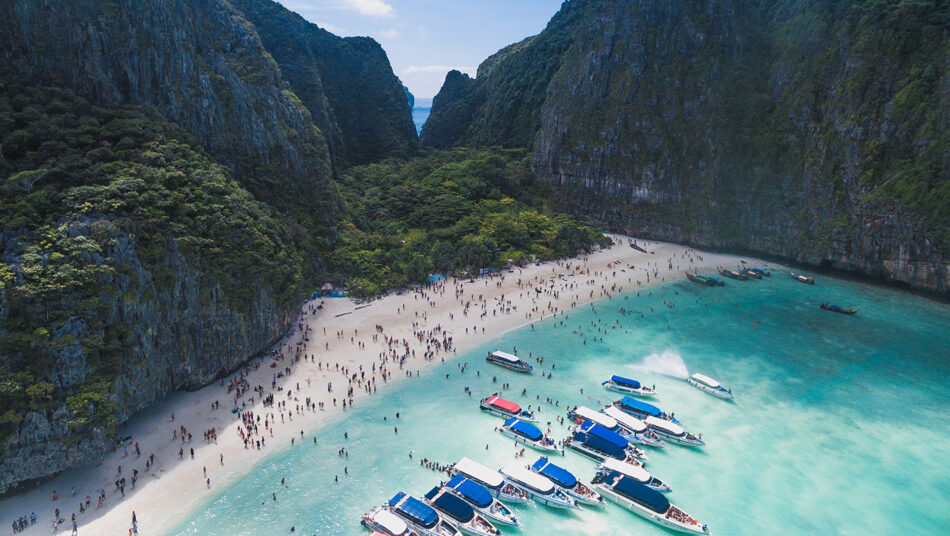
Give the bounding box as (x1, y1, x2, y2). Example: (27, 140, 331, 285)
(0, 235, 757, 536)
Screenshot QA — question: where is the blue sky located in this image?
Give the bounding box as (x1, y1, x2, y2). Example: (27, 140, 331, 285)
(276, 0, 565, 97)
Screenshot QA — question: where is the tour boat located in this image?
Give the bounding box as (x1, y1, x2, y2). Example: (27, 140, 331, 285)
(740, 267, 762, 279)
(644, 416, 704, 447)
(686, 373, 733, 399)
(718, 268, 748, 281)
(485, 350, 533, 373)
(498, 418, 563, 454)
(789, 270, 815, 284)
(530, 457, 604, 507)
(444, 476, 520, 527)
(601, 375, 657, 397)
(598, 458, 671, 493)
(451, 457, 531, 504)
(362, 507, 420, 536)
(567, 406, 620, 430)
(820, 303, 858, 315)
(602, 406, 667, 448)
(591, 472, 711, 535)
(499, 463, 578, 509)
(479, 395, 537, 422)
(686, 272, 724, 287)
(387, 492, 462, 536)
(565, 420, 647, 466)
(424, 486, 500, 536)
(749, 267, 771, 277)
(614, 396, 680, 423)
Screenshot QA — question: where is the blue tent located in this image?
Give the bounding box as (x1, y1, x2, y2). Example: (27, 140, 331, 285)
(531, 458, 577, 489)
(389, 492, 439, 528)
(619, 397, 663, 418)
(608, 472, 670, 513)
(505, 417, 542, 441)
(447, 475, 492, 508)
(424, 486, 475, 523)
(610, 375, 641, 389)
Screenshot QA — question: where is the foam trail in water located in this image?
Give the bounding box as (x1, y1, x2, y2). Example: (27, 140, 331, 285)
(628, 349, 690, 379)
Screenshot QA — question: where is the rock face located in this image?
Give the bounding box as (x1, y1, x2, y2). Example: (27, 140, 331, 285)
(423, 0, 950, 295)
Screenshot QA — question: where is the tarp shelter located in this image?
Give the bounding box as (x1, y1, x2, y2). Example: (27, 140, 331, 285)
(428, 273, 446, 284)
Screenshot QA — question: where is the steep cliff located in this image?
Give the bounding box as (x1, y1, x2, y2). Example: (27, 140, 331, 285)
(423, 0, 950, 295)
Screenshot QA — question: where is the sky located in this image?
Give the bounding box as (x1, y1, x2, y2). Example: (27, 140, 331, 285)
(276, 0, 565, 98)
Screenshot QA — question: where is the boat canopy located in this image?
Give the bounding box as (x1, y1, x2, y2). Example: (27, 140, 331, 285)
(490, 350, 521, 363)
(446, 475, 492, 508)
(504, 418, 542, 441)
(486, 396, 521, 414)
(579, 420, 628, 449)
(600, 458, 651, 483)
(424, 486, 475, 523)
(603, 406, 647, 433)
(389, 492, 439, 529)
(370, 508, 410, 535)
(645, 416, 685, 436)
(501, 463, 554, 494)
(607, 473, 670, 514)
(531, 457, 577, 488)
(691, 373, 721, 389)
(610, 375, 641, 389)
(572, 406, 618, 430)
(574, 420, 627, 459)
(619, 397, 663, 417)
(454, 457, 504, 489)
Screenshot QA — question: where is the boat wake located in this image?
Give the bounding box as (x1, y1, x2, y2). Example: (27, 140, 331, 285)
(628, 349, 690, 379)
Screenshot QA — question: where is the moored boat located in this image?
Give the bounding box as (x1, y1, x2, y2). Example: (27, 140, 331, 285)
(443, 476, 520, 527)
(485, 350, 533, 373)
(362, 507, 420, 536)
(591, 472, 711, 534)
(601, 375, 656, 397)
(567, 406, 619, 430)
(686, 373, 733, 399)
(613, 396, 680, 424)
(719, 268, 749, 281)
(741, 268, 762, 279)
(499, 463, 578, 509)
(602, 406, 667, 448)
(789, 270, 815, 284)
(565, 420, 647, 466)
(451, 457, 531, 504)
(644, 416, 704, 447)
(598, 458, 671, 493)
(820, 303, 858, 315)
(424, 486, 499, 536)
(387, 492, 462, 536)
(530, 457, 604, 506)
(686, 272, 724, 287)
(479, 395, 537, 422)
(750, 267, 771, 277)
(498, 418, 563, 454)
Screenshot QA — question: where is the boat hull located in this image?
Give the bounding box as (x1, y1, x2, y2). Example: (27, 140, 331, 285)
(387, 508, 460, 536)
(685, 378, 733, 400)
(595, 485, 710, 535)
(648, 429, 704, 447)
(564, 484, 605, 507)
(602, 381, 657, 398)
(504, 481, 578, 510)
(498, 428, 563, 454)
(565, 440, 645, 467)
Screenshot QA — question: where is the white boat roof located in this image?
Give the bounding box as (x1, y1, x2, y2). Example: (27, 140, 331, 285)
(573, 406, 618, 429)
(604, 406, 647, 432)
(373, 508, 409, 535)
(501, 463, 554, 494)
(600, 458, 651, 483)
(455, 457, 504, 488)
(691, 373, 721, 388)
(645, 416, 685, 436)
(490, 350, 521, 363)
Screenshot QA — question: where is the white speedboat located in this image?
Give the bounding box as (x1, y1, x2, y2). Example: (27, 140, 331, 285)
(602, 375, 657, 397)
(498, 418, 563, 454)
(613, 396, 680, 423)
(598, 458, 671, 493)
(644, 416, 705, 447)
(564, 420, 647, 467)
(388, 492, 462, 536)
(479, 395, 537, 422)
(686, 373, 733, 399)
(567, 406, 619, 430)
(451, 457, 530, 504)
(530, 457, 604, 507)
(444, 476, 520, 527)
(362, 507, 420, 536)
(485, 350, 533, 373)
(602, 406, 667, 448)
(592, 472, 711, 534)
(500, 462, 578, 509)
(424, 486, 500, 536)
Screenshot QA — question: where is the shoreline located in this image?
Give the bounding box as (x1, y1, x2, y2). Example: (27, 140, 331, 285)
(0, 234, 755, 535)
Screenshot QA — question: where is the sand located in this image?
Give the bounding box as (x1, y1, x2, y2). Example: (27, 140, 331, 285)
(0, 235, 752, 535)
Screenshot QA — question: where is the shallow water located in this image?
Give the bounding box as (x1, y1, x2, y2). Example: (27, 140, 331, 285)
(170, 272, 950, 535)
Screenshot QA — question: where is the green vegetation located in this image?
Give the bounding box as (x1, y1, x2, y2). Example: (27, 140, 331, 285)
(331, 148, 610, 296)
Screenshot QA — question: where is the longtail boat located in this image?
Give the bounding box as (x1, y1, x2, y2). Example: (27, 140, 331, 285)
(788, 270, 815, 284)
(820, 304, 857, 315)
(685, 272, 723, 287)
(718, 268, 748, 281)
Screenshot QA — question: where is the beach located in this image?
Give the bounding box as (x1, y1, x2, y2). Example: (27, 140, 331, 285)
(0, 235, 744, 535)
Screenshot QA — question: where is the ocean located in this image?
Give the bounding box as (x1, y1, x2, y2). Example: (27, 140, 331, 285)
(169, 271, 950, 535)
(413, 98, 432, 134)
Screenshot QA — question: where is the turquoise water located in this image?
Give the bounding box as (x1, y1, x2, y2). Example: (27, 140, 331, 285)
(412, 98, 432, 134)
(170, 273, 950, 535)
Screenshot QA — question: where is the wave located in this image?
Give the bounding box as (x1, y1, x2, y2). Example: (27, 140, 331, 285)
(628, 349, 690, 379)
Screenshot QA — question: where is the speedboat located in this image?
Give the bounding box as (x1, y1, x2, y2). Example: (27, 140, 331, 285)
(443, 476, 520, 527)
(565, 420, 647, 466)
(568, 406, 620, 430)
(601, 375, 656, 397)
(499, 463, 578, 509)
(592, 472, 711, 534)
(498, 418, 563, 454)
(424, 486, 499, 536)
(387, 492, 462, 536)
(789, 270, 815, 284)
(644, 416, 704, 447)
(613, 396, 680, 424)
(362, 507, 420, 536)
(602, 406, 667, 448)
(530, 457, 604, 507)
(485, 350, 532, 373)
(598, 458, 671, 493)
(479, 395, 537, 422)
(686, 373, 733, 399)
(568, 405, 662, 447)
(451, 457, 530, 504)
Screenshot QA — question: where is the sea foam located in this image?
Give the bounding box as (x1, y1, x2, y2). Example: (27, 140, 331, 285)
(628, 349, 690, 379)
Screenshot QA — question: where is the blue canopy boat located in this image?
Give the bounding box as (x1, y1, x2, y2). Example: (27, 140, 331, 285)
(530, 457, 604, 506)
(498, 418, 562, 454)
(424, 486, 499, 536)
(444, 476, 520, 527)
(614, 397, 679, 423)
(565, 420, 646, 465)
(388, 492, 460, 536)
(591, 472, 710, 534)
(602, 375, 656, 397)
